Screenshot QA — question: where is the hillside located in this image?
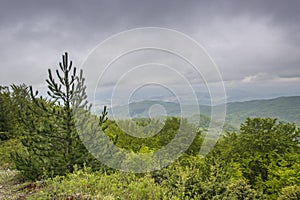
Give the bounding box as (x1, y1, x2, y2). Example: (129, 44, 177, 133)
(225, 96, 300, 128)
(108, 96, 300, 128)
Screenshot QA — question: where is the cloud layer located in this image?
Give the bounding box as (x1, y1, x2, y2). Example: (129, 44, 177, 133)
(0, 0, 299, 102)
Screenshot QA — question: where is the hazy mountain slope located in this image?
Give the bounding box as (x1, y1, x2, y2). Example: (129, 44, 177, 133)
(109, 100, 209, 118)
(107, 96, 300, 128)
(225, 96, 300, 128)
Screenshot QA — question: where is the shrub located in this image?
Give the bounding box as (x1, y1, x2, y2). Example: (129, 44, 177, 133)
(28, 168, 164, 200)
(278, 185, 300, 200)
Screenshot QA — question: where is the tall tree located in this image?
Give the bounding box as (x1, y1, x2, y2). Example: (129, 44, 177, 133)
(13, 52, 103, 180)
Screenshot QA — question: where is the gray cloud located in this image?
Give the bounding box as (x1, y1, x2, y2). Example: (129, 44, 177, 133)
(0, 0, 299, 101)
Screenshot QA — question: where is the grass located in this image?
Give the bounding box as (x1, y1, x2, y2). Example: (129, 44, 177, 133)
(0, 169, 43, 200)
(0, 169, 21, 199)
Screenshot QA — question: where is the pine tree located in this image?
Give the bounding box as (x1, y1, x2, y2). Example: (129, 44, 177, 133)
(13, 52, 104, 180)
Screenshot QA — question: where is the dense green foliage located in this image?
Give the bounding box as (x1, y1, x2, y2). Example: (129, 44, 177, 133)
(0, 86, 11, 141)
(103, 117, 203, 156)
(0, 52, 299, 199)
(27, 159, 264, 200)
(207, 118, 300, 199)
(0, 84, 31, 169)
(8, 53, 105, 180)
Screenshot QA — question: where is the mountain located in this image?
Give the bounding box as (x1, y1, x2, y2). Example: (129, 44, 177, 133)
(108, 100, 210, 118)
(107, 96, 300, 128)
(225, 96, 300, 128)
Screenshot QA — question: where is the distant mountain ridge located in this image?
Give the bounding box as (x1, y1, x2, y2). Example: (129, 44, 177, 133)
(225, 96, 300, 127)
(107, 96, 300, 128)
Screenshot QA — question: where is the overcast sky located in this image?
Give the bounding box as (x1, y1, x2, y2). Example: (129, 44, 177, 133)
(0, 0, 299, 103)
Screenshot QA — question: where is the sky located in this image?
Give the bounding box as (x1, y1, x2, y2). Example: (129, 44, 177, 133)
(0, 0, 300, 105)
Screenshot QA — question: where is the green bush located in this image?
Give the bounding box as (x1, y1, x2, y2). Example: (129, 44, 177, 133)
(0, 139, 23, 169)
(222, 179, 263, 200)
(278, 185, 300, 200)
(28, 168, 164, 200)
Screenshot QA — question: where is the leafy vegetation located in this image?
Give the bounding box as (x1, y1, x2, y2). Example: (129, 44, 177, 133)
(0, 52, 299, 199)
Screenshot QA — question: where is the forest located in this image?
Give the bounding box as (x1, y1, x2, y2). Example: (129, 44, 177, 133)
(0, 53, 299, 200)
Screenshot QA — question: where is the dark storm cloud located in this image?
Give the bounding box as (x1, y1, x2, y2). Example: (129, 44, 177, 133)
(0, 0, 299, 99)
